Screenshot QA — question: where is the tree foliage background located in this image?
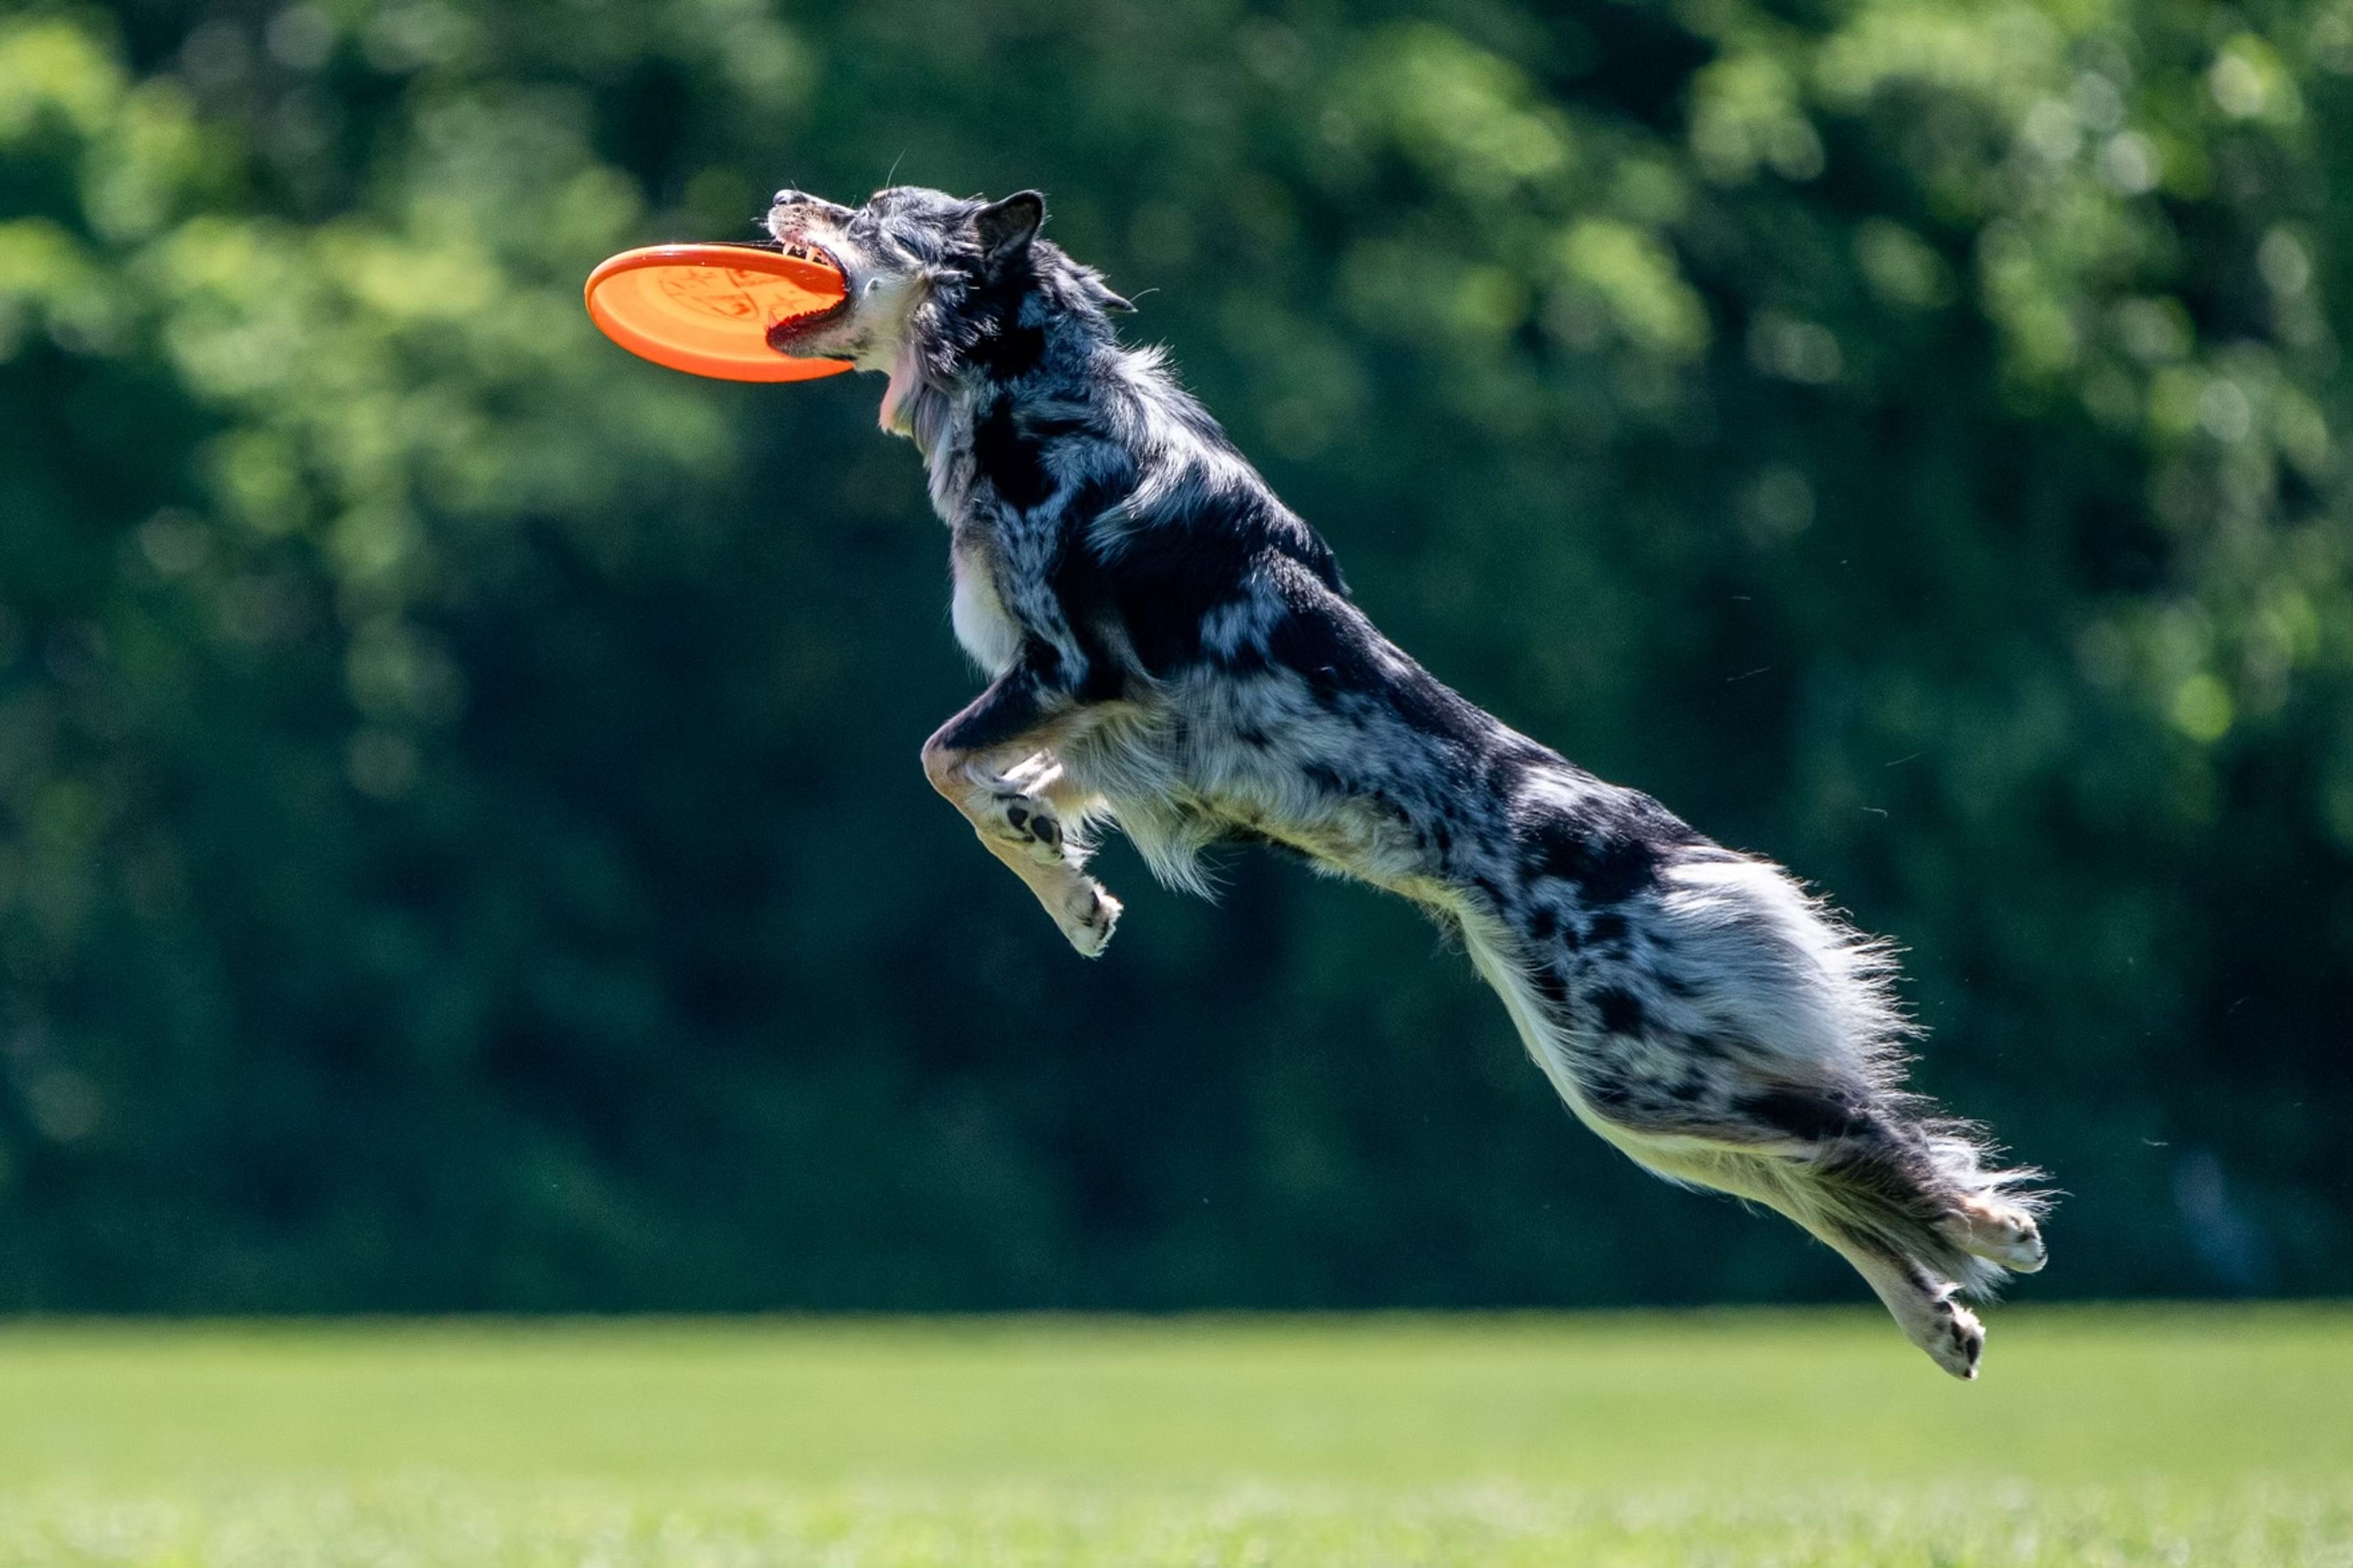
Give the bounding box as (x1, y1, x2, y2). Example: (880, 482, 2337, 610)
(1, 0, 2347, 1310)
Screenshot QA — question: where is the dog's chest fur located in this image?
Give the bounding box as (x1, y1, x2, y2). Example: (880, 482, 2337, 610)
(948, 526, 1023, 676)
(901, 389, 1019, 679)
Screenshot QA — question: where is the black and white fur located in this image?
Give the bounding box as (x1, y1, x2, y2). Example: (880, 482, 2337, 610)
(763, 185, 2048, 1377)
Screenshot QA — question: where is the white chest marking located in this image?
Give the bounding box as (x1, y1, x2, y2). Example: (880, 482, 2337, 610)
(950, 546, 1024, 676)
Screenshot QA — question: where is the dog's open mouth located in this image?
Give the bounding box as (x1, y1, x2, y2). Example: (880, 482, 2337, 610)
(764, 240, 852, 357)
(776, 238, 839, 270)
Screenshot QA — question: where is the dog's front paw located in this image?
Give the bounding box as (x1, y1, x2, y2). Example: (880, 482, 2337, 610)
(998, 790, 1062, 852)
(1055, 878, 1121, 958)
(976, 785, 1070, 866)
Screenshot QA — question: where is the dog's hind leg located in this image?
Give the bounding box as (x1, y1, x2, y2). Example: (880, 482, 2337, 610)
(1455, 888, 2042, 1379)
(1662, 1142, 1995, 1379)
(1617, 1136, 1995, 1377)
(1821, 1230, 1986, 1379)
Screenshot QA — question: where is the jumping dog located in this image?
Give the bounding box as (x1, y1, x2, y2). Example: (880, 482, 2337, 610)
(762, 184, 2048, 1377)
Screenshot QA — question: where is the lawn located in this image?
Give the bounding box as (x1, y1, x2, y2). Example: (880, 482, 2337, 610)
(0, 1306, 2346, 1565)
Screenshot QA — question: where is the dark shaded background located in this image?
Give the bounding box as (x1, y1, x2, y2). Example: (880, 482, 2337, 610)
(1, 0, 2346, 1311)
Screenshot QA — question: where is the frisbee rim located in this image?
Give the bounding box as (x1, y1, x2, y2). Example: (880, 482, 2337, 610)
(584, 242, 854, 382)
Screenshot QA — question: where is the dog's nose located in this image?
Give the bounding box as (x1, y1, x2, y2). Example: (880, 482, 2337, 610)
(771, 189, 851, 221)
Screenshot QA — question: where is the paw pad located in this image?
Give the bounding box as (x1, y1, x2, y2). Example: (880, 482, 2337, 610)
(993, 791, 1061, 849)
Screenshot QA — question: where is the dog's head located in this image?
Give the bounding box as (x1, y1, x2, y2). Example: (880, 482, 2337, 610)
(764, 184, 1129, 432)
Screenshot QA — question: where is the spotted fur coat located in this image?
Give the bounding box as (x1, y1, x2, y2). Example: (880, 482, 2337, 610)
(761, 184, 2048, 1378)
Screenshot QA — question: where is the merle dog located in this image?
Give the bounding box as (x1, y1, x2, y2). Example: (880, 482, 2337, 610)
(763, 184, 2048, 1377)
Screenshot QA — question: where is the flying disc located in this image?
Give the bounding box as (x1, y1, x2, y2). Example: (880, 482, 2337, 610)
(584, 243, 852, 382)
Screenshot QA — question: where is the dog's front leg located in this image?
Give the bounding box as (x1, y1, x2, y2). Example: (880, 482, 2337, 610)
(921, 671, 1121, 957)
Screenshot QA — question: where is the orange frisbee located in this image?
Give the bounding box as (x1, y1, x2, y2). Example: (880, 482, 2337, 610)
(584, 243, 853, 382)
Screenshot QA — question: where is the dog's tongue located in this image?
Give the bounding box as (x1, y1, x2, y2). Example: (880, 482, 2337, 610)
(881, 345, 922, 434)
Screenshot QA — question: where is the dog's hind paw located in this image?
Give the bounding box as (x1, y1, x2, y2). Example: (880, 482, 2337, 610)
(1055, 879, 1121, 958)
(1927, 1295, 1985, 1381)
(1951, 1195, 2047, 1273)
(1892, 1286, 1984, 1381)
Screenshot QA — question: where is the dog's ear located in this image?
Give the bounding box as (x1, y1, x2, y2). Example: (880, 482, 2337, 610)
(976, 191, 1045, 261)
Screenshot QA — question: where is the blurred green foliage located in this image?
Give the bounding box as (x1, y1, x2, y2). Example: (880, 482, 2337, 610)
(0, 0, 2346, 1309)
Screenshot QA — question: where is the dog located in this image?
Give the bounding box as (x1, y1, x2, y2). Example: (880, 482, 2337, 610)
(763, 184, 2048, 1377)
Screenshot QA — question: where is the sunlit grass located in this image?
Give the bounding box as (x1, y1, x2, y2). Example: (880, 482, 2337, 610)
(2, 1306, 2347, 1564)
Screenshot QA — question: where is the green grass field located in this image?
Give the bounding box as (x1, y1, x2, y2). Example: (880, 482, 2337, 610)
(0, 1307, 2346, 1565)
